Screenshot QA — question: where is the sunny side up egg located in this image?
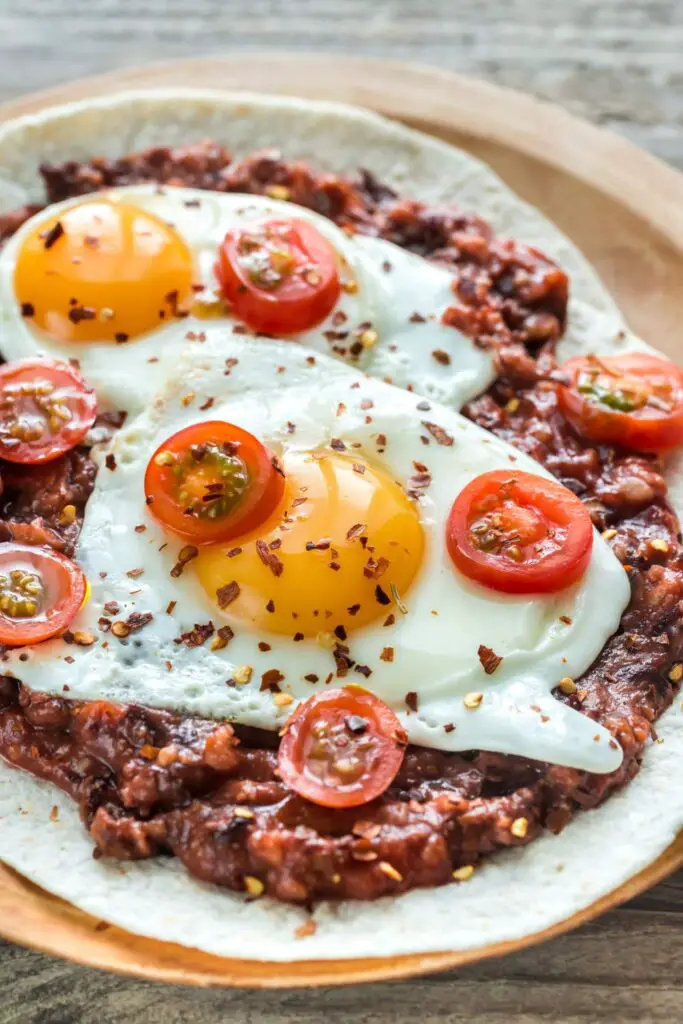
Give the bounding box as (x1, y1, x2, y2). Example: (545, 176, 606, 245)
(0, 185, 494, 414)
(5, 333, 631, 774)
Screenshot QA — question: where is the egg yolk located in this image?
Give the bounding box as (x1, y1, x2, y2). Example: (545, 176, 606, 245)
(14, 198, 195, 343)
(194, 450, 425, 637)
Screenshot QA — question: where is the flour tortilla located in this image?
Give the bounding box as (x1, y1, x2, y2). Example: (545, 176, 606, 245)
(0, 89, 682, 963)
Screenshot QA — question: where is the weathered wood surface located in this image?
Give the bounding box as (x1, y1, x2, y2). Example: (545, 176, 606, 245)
(0, 0, 681, 169)
(1, 2, 682, 1020)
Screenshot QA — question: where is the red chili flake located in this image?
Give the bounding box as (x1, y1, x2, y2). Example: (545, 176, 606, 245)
(115, 332, 129, 344)
(422, 421, 454, 446)
(376, 433, 387, 451)
(478, 644, 502, 675)
(306, 539, 331, 552)
(225, 357, 239, 372)
(334, 624, 347, 641)
(291, 496, 307, 508)
(166, 600, 176, 615)
(175, 621, 215, 648)
(375, 585, 390, 606)
(170, 545, 199, 578)
(380, 647, 394, 662)
(199, 396, 215, 411)
(105, 453, 117, 471)
(409, 311, 426, 323)
(20, 302, 35, 317)
(43, 221, 64, 249)
(333, 642, 354, 677)
(68, 306, 97, 325)
(330, 437, 346, 452)
(304, 673, 319, 683)
(260, 669, 284, 692)
(266, 599, 275, 613)
(407, 469, 432, 498)
(126, 568, 144, 579)
(216, 581, 240, 608)
(126, 612, 154, 634)
(346, 523, 366, 542)
(347, 603, 361, 616)
(363, 556, 389, 580)
(335, 403, 347, 417)
(134, 524, 147, 534)
(352, 463, 365, 475)
(444, 723, 455, 734)
(103, 601, 120, 615)
(256, 539, 284, 577)
(269, 539, 282, 551)
(215, 625, 234, 648)
(258, 641, 272, 652)
(432, 350, 451, 366)
(405, 691, 418, 712)
(98, 616, 112, 632)
(383, 613, 396, 627)
(227, 547, 242, 558)
(560, 615, 573, 625)
(359, 399, 374, 411)
(332, 310, 348, 326)
(306, 356, 316, 366)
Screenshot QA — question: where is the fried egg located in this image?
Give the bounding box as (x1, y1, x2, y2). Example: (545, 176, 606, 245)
(5, 333, 631, 773)
(0, 186, 494, 414)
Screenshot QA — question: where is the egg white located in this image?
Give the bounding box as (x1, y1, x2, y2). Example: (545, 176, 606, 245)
(0, 185, 494, 414)
(5, 332, 630, 773)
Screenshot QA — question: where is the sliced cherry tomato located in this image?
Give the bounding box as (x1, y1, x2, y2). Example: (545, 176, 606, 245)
(144, 421, 285, 544)
(0, 359, 97, 464)
(0, 542, 86, 646)
(446, 469, 593, 595)
(215, 218, 341, 335)
(278, 687, 406, 809)
(558, 353, 683, 452)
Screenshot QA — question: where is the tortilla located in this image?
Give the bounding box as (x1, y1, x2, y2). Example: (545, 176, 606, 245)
(0, 89, 681, 963)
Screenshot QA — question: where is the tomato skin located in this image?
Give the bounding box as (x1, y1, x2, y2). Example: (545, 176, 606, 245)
(446, 470, 594, 595)
(0, 359, 97, 464)
(144, 421, 285, 544)
(216, 218, 341, 335)
(0, 542, 86, 646)
(278, 687, 406, 809)
(558, 353, 683, 452)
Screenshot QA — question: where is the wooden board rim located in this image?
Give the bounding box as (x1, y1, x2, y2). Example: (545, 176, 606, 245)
(0, 52, 682, 988)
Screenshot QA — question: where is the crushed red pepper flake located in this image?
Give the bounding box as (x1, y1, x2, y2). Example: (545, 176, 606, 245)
(347, 603, 361, 616)
(175, 621, 214, 648)
(363, 555, 389, 580)
(432, 350, 451, 365)
(422, 421, 454, 446)
(260, 669, 284, 693)
(478, 644, 503, 675)
(352, 463, 366, 475)
(217, 581, 240, 609)
(43, 220, 64, 249)
(258, 641, 272, 652)
(380, 646, 394, 662)
(405, 691, 418, 712)
(105, 453, 117, 471)
(170, 545, 199, 578)
(333, 642, 353, 677)
(227, 547, 242, 558)
(256, 539, 284, 577)
(126, 568, 144, 579)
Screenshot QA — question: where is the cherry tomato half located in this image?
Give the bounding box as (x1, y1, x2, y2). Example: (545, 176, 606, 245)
(0, 359, 97, 464)
(144, 421, 285, 544)
(558, 353, 683, 452)
(278, 687, 407, 809)
(0, 542, 87, 646)
(446, 469, 594, 595)
(215, 218, 341, 335)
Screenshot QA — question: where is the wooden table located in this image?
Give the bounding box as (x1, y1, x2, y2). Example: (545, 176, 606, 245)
(1, 2, 683, 1020)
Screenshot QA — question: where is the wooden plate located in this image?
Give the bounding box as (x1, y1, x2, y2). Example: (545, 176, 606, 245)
(1, 53, 683, 988)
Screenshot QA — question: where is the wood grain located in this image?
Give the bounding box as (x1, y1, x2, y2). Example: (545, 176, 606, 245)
(0, 4, 682, 1019)
(0, 0, 681, 169)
